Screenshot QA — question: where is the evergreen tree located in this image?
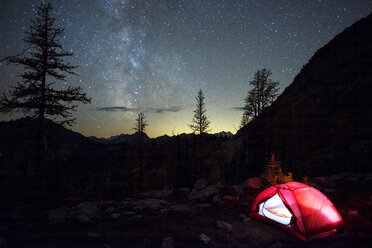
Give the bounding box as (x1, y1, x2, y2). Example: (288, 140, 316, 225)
(133, 112, 148, 144)
(241, 68, 279, 126)
(240, 112, 250, 129)
(189, 89, 211, 134)
(133, 112, 148, 192)
(0, 3, 90, 153)
(189, 89, 210, 178)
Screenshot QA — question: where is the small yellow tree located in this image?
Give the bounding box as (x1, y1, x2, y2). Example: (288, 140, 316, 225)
(283, 172, 294, 183)
(262, 154, 293, 186)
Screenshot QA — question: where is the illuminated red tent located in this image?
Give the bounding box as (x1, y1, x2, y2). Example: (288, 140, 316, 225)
(249, 181, 343, 241)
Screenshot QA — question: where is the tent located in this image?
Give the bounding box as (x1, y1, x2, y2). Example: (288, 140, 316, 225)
(249, 181, 343, 241)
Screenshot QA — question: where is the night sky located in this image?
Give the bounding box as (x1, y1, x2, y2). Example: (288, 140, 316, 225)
(0, 0, 371, 138)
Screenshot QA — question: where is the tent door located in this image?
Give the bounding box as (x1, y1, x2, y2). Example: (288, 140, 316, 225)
(258, 193, 293, 226)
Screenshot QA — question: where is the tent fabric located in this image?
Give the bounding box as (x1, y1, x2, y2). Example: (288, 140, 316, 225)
(249, 181, 343, 241)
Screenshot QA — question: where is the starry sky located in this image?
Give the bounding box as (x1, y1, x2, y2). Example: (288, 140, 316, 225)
(0, 0, 371, 138)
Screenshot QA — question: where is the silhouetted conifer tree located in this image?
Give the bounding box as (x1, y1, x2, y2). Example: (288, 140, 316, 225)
(133, 112, 148, 192)
(189, 89, 211, 135)
(0, 3, 91, 156)
(189, 89, 210, 178)
(241, 68, 279, 126)
(0, 3, 90, 206)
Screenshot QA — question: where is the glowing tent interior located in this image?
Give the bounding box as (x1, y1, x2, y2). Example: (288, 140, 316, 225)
(249, 181, 343, 241)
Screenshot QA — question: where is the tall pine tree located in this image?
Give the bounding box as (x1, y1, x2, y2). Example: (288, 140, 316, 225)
(133, 112, 148, 192)
(0, 3, 91, 155)
(189, 89, 210, 178)
(189, 89, 210, 135)
(241, 68, 279, 127)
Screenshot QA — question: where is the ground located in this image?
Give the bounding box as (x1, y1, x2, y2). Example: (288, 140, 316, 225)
(0, 174, 371, 248)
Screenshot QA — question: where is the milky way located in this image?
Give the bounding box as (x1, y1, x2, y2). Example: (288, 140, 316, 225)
(0, 0, 371, 137)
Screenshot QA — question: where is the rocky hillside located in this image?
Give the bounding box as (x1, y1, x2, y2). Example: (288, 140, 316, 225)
(238, 13, 372, 176)
(1, 174, 371, 247)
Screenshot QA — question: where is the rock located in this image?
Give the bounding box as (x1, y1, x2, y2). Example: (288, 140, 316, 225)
(323, 188, 336, 193)
(268, 241, 283, 248)
(120, 199, 133, 208)
(111, 213, 121, 219)
(141, 189, 174, 200)
(174, 188, 191, 199)
(312, 177, 336, 188)
(188, 185, 219, 201)
(12, 205, 34, 221)
(105, 207, 115, 214)
(328, 174, 346, 182)
(193, 178, 208, 191)
(347, 210, 358, 217)
(193, 203, 211, 209)
(99, 201, 118, 211)
(133, 198, 169, 210)
(48, 210, 66, 225)
(74, 201, 101, 223)
(122, 211, 135, 216)
(212, 194, 222, 203)
(161, 237, 174, 248)
(244, 177, 262, 189)
(216, 220, 233, 232)
(87, 232, 100, 238)
(170, 204, 195, 213)
(239, 213, 251, 223)
(199, 233, 211, 244)
(127, 215, 143, 221)
(345, 176, 359, 184)
(220, 185, 241, 197)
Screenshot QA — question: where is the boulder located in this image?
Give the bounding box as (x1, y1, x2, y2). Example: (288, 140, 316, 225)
(12, 205, 34, 221)
(105, 207, 115, 214)
(244, 177, 262, 189)
(111, 213, 121, 219)
(199, 233, 211, 244)
(133, 198, 169, 210)
(120, 199, 133, 208)
(312, 177, 336, 188)
(87, 232, 100, 238)
(188, 185, 219, 201)
(323, 188, 336, 193)
(74, 201, 101, 223)
(193, 203, 211, 210)
(239, 213, 251, 223)
(141, 189, 174, 200)
(174, 188, 191, 199)
(170, 204, 195, 213)
(48, 210, 66, 226)
(219, 185, 241, 197)
(193, 178, 208, 191)
(347, 210, 358, 217)
(212, 194, 222, 203)
(161, 237, 175, 248)
(216, 220, 233, 232)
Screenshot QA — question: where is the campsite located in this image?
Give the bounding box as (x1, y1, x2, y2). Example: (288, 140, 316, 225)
(1, 1, 372, 247)
(1, 173, 372, 247)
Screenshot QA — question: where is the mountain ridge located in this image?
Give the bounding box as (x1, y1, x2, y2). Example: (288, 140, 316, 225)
(238, 13, 372, 176)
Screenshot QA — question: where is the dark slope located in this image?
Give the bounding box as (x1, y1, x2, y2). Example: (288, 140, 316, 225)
(0, 118, 121, 206)
(238, 14, 372, 176)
